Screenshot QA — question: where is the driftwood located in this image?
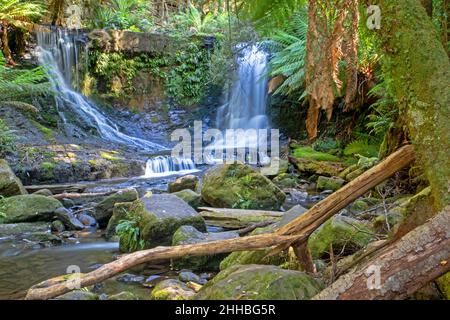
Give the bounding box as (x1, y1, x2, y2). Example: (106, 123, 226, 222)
(51, 190, 117, 200)
(25, 183, 88, 194)
(199, 207, 283, 229)
(313, 205, 450, 300)
(25, 145, 415, 300)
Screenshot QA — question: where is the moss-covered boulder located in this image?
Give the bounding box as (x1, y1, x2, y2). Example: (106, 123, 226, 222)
(436, 272, 450, 300)
(168, 175, 199, 193)
(151, 279, 196, 300)
(0, 195, 62, 223)
(201, 163, 286, 210)
(272, 173, 299, 189)
(308, 215, 374, 259)
(289, 148, 344, 177)
(119, 194, 206, 251)
(172, 189, 203, 209)
(172, 225, 239, 271)
(0, 222, 50, 237)
(316, 176, 345, 191)
(219, 205, 307, 270)
(94, 188, 139, 227)
(195, 264, 324, 300)
(33, 189, 53, 196)
(0, 159, 27, 197)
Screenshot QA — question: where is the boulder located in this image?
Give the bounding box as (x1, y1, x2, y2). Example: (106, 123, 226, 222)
(168, 175, 199, 193)
(316, 176, 345, 192)
(290, 157, 343, 177)
(195, 264, 324, 300)
(27, 232, 62, 244)
(172, 189, 202, 209)
(308, 215, 374, 259)
(219, 205, 307, 270)
(118, 194, 206, 251)
(0, 159, 27, 197)
(201, 163, 286, 211)
(151, 279, 196, 300)
(33, 189, 53, 196)
(77, 213, 97, 227)
(54, 290, 99, 300)
(51, 220, 65, 233)
(105, 202, 134, 239)
(172, 225, 239, 271)
(54, 207, 85, 230)
(0, 195, 62, 223)
(94, 188, 138, 227)
(179, 271, 206, 285)
(272, 173, 299, 189)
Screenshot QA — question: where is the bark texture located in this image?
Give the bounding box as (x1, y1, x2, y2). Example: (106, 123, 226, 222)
(313, 206, 450, 300)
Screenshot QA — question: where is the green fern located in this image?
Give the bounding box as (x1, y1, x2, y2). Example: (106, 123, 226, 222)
(116, 219, 145, 252)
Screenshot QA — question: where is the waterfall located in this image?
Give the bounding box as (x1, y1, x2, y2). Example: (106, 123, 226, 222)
(35, 27, 165, 151)
(216, 44, 269, 131)
(144, 156, 198, 177)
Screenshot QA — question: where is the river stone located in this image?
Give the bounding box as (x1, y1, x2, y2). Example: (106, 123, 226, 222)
(0, 159, 27, 197)
(77, 213, 97, 227)
(32, 189, 53, 196)
(54, 290, 99, 300)
(119, 194, 206, 252)
(54, 207, 85, 230)
(168, 175, 199, 193)
(201, 163, 286, 210)
(172, 225, 239, 271)
(195, 264, 324, 300)
(151, 279, 196, 300)
(51, 220, 66, 233)
(0, 195, 62, 223)
(94, 188, 139, 227)
(308, 215, 374, 259)
(179, 271, 206, 285)
(219, 205, 307, 270)
(26, 232, 62, 244)
(115, 273, 145, 283)
(0, 222, 51, 237)
(108, 291, 139, 300)
(172, 189, 202, 209)
(316, 176, 345, 192)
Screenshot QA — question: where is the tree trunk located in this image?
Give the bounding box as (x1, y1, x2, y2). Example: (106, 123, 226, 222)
(372, 0, 450, 210)
(313, 206, 450, 300)
(1, 23, 14, 65)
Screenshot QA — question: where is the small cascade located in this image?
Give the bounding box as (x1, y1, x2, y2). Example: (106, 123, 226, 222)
(35, 27, 165, 151)
(144, 156, 198, 177)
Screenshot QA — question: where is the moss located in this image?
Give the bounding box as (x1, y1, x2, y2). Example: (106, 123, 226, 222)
(31, 120, 55, 140)
(151, 279, 195, 300)
(195, 264, 324, 300)
(436, 272, 450, 300)
(291, 146, 341, 162)
(0, 195, 62, 223)
(316, 176, 345, 191)
(100, 151, 122, 161)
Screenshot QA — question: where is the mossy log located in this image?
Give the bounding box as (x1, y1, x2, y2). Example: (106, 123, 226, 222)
(25, 183, 88, 194)
(25, 146, 415, 300)
(313, 205, 450, 300)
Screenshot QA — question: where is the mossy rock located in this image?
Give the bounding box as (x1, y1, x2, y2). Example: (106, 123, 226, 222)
(172, 189, 203, 209)
(0, 222, 51, 237)
(308, 215, 374, 259)
(195, 264, 324, 300)
(119, 194, 206, 252)
(0, 195, 62, 223)
(26, 232, 62, 244)
(290, 157, 343, 177)
(105, 202, 135, 239)
(290, 146, 341, 162)
(219, 205, 307, 270)
(272, 173, 299, 189)
(201, 163, 286, 210)
(33, 189, 53, 196)
(0, 159, 27, 197)
(108, 291, 139, 300)
(168, 175, 199, 193)
(316, 176, 345, 191)
(436, 272, 450, 300)
(94, 188, 139, 227)
(151, 279, 195, 300)
(171, 225, 238, 271)
(54, 290, 99, 300)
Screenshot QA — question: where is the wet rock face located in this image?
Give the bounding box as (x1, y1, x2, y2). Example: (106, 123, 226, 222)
(201, 163, 286, 211)
(195, 264, 324, 300)
(0, 159, 27, 197)
(119, 194, 206, 252)
(0, 195, 62, 223)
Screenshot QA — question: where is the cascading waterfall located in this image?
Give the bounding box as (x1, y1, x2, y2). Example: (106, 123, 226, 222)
(216, 44, 270, 131)
(144, 156, 198, 177)
(35, 27, 165, 151)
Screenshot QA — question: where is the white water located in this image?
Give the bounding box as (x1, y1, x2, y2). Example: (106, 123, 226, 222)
(144, 156, 198, 177)
(36, 28, 165, 151)
(216, 44, 270, 131)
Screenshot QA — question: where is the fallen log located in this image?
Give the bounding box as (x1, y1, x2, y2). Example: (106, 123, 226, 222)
(52, 190, 117, 200)
(313, 205, 450, 300)
(199, 207, 283, 229)
(25, 145, 415, 300)
(25, 183, 89, 194)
